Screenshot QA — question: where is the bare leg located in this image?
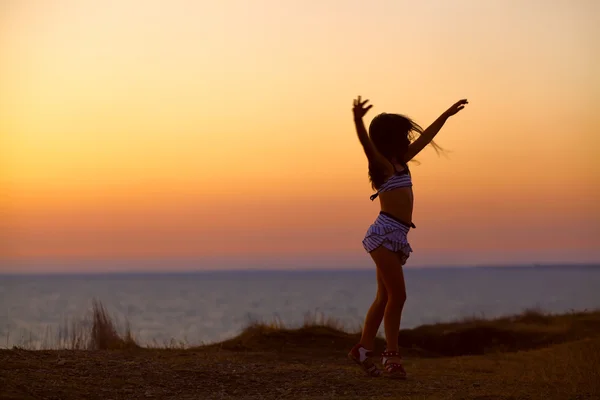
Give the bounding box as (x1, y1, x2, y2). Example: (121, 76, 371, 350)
(348, 269, 388, 376)
(359, 268, 388, 349)
(349, 248, 406, 377)
(370, 247, 407, 367)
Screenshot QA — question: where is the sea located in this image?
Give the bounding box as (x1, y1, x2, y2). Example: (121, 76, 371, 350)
(2, 266, 600, 349)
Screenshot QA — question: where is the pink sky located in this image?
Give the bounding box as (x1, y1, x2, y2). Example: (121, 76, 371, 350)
(1, 0, 599, 272)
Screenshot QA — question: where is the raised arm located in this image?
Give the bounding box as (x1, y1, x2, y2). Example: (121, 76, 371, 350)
(353, 96, 394, 174)
(404, 99, 468, 162)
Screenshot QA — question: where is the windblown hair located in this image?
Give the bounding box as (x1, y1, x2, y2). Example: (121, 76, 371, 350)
(368, 113, 443, 190)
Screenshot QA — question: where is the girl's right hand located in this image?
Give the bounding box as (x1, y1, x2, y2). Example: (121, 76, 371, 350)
(353, 96, 373, 119)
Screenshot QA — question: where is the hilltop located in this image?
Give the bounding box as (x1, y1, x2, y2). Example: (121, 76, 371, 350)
(1, 305, 599, 399)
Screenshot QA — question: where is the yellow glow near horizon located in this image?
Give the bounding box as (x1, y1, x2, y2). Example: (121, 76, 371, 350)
(1, 0, 599, 269)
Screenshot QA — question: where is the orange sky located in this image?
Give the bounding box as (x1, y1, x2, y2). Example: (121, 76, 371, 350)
(1, 0, 599, 272)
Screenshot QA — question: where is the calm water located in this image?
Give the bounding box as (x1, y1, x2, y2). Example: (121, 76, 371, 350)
(2, 267, 599, 348)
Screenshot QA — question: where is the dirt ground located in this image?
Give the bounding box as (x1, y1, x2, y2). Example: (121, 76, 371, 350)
(2, 337, 599, 400)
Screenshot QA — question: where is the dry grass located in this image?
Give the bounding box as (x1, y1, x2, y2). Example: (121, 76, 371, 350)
(10, 300, 140, 351)
(8, 302, 600, 357)
(88, 299, 139, 350)
(398, 307, 600, 356)
(210, 307, 600, 359)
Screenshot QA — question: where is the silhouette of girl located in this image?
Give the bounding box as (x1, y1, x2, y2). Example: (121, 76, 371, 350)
(348, 96, 468, 379)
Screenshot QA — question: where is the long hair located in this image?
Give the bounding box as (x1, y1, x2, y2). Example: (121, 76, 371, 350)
(368, 113, 443, 190)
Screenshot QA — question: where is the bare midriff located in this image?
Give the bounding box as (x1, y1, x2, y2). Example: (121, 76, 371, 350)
(378, 187, 414, 225)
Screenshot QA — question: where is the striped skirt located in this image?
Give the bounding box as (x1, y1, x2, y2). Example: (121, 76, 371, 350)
(362, 212, 413, 264)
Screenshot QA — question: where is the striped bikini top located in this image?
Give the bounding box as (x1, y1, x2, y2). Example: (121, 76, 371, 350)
(370, 165, 412, 201)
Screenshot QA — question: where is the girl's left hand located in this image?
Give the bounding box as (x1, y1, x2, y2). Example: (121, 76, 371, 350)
(445, 99, 468, 116)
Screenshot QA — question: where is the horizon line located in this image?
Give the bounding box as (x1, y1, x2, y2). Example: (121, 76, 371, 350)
(1, 262, 600, 276)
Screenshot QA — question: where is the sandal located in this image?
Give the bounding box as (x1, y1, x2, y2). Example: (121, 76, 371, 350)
(381, 350, 407, 379)
(348, 343, 382, 377)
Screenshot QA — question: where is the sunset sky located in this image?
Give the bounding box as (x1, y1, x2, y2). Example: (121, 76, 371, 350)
(1, 0, 599, 273)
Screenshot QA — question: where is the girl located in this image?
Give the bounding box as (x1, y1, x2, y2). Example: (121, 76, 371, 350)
(348, 96, 468, 379)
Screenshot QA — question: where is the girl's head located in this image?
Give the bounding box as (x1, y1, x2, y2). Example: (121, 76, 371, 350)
(367, 113, 443, 189)
(368, 113, 421, 164)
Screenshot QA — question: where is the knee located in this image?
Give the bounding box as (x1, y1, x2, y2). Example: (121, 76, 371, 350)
(375, 291, 388, 306)
(389, 290, 407, 306)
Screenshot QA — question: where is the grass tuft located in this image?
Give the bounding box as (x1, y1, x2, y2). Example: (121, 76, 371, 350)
(88, 300, 139, 350)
